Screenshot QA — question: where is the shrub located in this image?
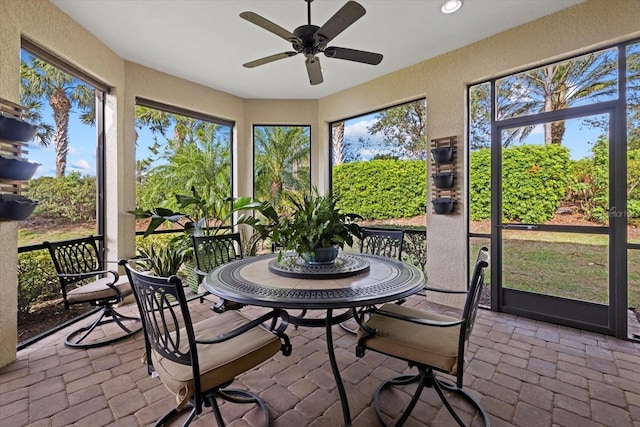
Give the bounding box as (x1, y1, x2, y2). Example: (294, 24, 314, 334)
(28, 173, 96, 222)
(333, 159, 426, 220)
(17, 250, 59, 320)
(470, 144, 571, 223)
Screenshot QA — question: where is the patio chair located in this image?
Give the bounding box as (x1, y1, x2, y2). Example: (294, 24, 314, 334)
(355, 247, 490, 426)
(359, 228, 404, 260)
(45, 236, 142, 348)
(120, 259, 292, 427)
(340, 228, 405, 334)
(192, 232, 244, 312)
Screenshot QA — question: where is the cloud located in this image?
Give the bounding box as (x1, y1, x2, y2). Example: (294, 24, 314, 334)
(70, 159, 91, 171)
(344, 118, 377, 139)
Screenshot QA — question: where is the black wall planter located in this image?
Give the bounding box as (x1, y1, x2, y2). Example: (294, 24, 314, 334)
(432, 197, 455, 214)
(432, 171, 455, 189)
(0, 116, 37, 143)
(430, 146, 454, 164)
(0, 194, 39, 221)
(0, 156, 41, 181)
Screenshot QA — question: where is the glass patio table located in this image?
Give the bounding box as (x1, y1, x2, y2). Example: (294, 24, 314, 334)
(203, 252, 425, 427)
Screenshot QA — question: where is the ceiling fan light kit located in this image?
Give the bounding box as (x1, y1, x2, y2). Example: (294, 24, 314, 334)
(240, 0, 383, 85)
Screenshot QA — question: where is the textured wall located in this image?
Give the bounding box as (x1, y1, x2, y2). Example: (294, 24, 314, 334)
(0, 223, 17, 367)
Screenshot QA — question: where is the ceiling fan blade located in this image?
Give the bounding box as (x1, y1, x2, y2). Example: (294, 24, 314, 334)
(243, 52, 298, 68)
(314, 1, 366, 47)
(240, 11, 302, 44)
(305, 56, 323, 85)
(324, 47, 383, 65)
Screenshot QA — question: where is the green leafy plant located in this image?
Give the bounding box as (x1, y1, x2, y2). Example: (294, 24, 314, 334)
(130, 186, 269, 275)
(273, 189, 362, 262)
(136, 244, 187, 278)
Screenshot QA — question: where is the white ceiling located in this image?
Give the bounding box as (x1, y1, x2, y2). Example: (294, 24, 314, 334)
(51, 0, 584, 100)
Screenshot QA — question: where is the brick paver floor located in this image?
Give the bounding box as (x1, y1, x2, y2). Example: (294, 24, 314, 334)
(2, 294, 640, 426)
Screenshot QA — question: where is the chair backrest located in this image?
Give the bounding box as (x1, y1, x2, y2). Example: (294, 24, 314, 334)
(359, 228, 404, 260)
(192, 232, 243, 274)
(122, 260, 199, 369)
(456, 247, 489, 381)
(45, 236, 103, 293)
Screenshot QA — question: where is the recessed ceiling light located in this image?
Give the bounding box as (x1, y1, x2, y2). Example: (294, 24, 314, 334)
(441, 0, 463, 14)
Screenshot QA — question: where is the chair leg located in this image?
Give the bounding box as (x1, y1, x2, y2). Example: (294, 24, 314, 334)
(373, 373, 426, 427)
(373, 369, 490, 427)
(217, 388, 270, 427)
(65, 305, 142, 349)
(434, 376, 491, 427)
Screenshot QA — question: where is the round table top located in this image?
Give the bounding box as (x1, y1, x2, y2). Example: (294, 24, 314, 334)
(203, 253, 425, 309)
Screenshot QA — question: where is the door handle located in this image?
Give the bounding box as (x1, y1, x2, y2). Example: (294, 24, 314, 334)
(497, 224, 540, 230)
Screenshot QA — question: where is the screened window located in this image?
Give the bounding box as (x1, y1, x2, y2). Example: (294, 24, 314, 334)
(253, 125, 311, 213)
(330, 99, 427, 228)
(134, 100, 233, 227)
(17, 43, 106, 246)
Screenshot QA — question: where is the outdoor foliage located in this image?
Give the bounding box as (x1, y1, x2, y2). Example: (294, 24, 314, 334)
(253, 126, 310, 212)
(28, 173, 96, 222)
(17, 251, 59, 320)
(333, 159, 426, 220)
(136, 121, 231, 220)
(470, 144, 571, 223)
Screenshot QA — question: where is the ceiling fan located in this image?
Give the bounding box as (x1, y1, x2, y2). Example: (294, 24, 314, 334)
(240, 0, 383, 85)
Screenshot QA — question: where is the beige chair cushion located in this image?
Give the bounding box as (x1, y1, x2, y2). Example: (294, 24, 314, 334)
(151, 310, 282, 408)
(358, 303, 461, 374)
(66, 276, 130, 304)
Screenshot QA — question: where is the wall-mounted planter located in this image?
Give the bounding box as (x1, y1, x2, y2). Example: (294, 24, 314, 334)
(0, 116, 37, 143)
(0, 156, 41, 181)
(432, 171, 455, 188)
(432, 197, 455, 214)
(430, 146, 454, 164)
(0, 194, 39, 221)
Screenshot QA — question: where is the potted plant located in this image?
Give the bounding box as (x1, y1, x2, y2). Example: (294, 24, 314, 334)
(270, 189, 362, 264)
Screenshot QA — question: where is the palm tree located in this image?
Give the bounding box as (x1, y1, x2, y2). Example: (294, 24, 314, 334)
(496, 49, 618, 145)
(254, 126, 310, 212)
(137, 121, 231, 219)
(20, 55, 95, 177)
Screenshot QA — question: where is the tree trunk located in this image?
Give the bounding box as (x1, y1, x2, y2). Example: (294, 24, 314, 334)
(332, 122, 345, 165)
(50, 88, 71, 177)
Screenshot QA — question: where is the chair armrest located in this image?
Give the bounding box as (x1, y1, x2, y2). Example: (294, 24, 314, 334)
(193, 266, 207, 278)
(195, 308, 292, 355)
(423, 286, 468, 295)
(59, 269, 119, 283)
(368, 306, 464, 328)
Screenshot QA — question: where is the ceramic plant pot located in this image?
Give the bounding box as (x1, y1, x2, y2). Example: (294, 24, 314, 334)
(432, 197, 455, 214)
(0, 116, 38, 142)
(303, 245, 339, 265)
(0, 194, 39, 221)
(430, 146, 454, 164)
(0, 156, 41, 181)
(432, 171, 455, 188)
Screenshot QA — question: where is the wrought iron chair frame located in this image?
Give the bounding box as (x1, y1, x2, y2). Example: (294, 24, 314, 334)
(355, 247, 490, 426)
(340, 228, 406, 334)
(121, 258, 292, 427)
(359, 227, 404, 260)
(45, 236, 141, 348)
(192, 232, 243, 312)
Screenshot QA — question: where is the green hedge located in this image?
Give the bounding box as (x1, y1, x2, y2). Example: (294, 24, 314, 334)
(470, 144, 571, 223)
(333, 159, 426, 220)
